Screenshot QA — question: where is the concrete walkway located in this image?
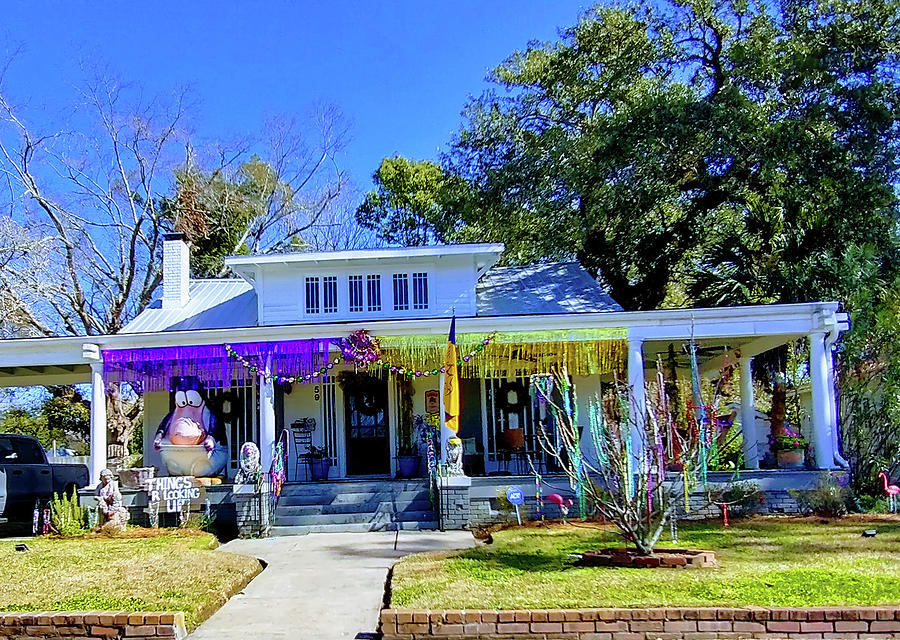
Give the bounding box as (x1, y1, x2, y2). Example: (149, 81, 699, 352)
(188, 531, 474, 640)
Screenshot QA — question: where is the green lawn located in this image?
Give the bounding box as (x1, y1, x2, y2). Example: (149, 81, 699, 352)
(391, 516, 900, 609)
(0, 531, 261, 630)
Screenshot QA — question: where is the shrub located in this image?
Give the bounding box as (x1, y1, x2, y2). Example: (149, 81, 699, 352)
(49, 488, 86, 536)
(493, 487, 515, 520)
(790, 474, 851, 517)
(181, 507, 216, 532)
(855, 493, 891, 513)
(719, 481, 764, 516)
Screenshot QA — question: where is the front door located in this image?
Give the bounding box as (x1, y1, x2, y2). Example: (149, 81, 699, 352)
(344, 374, 390, 475)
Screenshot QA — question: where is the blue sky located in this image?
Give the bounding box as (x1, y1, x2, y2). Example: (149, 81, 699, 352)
(1, 2, 588, 192)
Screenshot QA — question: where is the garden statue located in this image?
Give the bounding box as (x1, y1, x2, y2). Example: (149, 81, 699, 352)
(153, 377, 228, 479)
(97, 469, 129, 532)
(234, 442, 263, 488)
(446, 437, 464, 477)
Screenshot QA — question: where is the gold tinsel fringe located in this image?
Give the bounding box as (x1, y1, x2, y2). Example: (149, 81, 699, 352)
(376, 329, 627, 377)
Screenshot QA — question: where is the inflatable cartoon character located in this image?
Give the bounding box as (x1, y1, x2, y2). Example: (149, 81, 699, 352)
(153, 377, 228, 478)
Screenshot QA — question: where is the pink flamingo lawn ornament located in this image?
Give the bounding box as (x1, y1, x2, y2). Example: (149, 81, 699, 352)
(547, 493, 574, 522)
(880, 472, 900, 513)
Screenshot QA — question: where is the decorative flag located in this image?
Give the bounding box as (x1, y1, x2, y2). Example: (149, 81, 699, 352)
(443, 316, 460, 433)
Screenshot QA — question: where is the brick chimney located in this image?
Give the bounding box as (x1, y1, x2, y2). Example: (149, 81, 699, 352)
(162, 233, 190, 309)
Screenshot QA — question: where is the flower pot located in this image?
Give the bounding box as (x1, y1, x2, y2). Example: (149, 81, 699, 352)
(397, 455, 421, 478)
(776, 449, 805, 469)
(309, 458, 331, 481)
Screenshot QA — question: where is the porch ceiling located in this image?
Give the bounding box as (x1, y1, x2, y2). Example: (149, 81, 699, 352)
(643, 334, 800, 376)
(0, 363, 91, 388)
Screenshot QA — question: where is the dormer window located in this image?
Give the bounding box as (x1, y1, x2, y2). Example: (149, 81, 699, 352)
(306, 275, 337, 315)
(349, 275, 364, 312)
(366, 274, 382, 312)
(392, 274, 409, 311)
(323, 276, 338, 314)
(413, 272, 429, 310)
(350, 274, 382, 313)
(305, 277, 320, 314)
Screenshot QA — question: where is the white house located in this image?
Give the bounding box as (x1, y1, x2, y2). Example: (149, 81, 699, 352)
(0, 236, 849, 503)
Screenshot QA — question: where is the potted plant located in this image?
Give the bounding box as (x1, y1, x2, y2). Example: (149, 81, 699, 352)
(772, 430, 807, 469)
(307, 445, 332, 481)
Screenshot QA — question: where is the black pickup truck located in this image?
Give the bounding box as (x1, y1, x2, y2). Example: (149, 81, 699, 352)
(0, 434, 90, 519)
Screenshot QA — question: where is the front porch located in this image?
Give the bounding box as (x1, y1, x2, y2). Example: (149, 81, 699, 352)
(0, 300, 851, 536)
(111, 306, 849, 486)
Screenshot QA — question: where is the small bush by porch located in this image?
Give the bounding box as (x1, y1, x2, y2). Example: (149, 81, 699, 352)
(0, 530, 261, 630)
(390, 516, 900, 610)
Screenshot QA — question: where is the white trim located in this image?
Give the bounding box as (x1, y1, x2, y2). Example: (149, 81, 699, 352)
(89, 362, 107, 486)
(388, 377, 398, 478)
(480, 378, 490, 473)
(740, 356, 759, 469)
(225, 243, 505, 269)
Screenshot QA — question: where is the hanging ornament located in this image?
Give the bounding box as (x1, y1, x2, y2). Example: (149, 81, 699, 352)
(339, 330, 381, 366)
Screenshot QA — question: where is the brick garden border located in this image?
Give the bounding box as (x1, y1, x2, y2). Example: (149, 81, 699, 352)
(578, 548, 717, 569)
(0, 612, 186, 639)
(380, 606, 900, 639)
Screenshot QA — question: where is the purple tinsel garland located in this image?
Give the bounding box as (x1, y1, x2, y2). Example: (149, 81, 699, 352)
(103, 339, 338, 392)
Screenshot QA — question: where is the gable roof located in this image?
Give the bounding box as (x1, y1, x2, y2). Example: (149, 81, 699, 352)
(476, 262, 622, 316)
(121, 261, 621, 333)
(121, 280, 256, 334)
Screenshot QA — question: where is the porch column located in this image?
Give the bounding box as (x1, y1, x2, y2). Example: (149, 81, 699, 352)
(259, 357, 276, 472)
(809, 332, 836, 469)
(627, 336, 646, 463)
(825, 340, 847, 467)
(89, 362, 107, 486)
(739, 356, 759, 469)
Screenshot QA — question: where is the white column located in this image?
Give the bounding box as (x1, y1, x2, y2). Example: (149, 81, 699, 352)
(259, 357, 277, 472)
(627, 337, 646, 463)
(825, 342, 846, 466)
(739, 356, 759, 469)
(810, 332, 836, 469)
(89, 362, 107, 486)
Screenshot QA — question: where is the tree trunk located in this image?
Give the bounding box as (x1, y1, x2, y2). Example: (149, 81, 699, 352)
(106, 385, 142, 456)
(770, 381, 787, 438)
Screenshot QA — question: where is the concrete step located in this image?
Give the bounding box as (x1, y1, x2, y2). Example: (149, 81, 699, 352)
(273, 509, 437, 527)
(276, 499, 434, 517)
(269, 520, 440, 536)
(272, 479, 436, 531)
(277, 480, 429, 496)
(276, 489, 431, 507)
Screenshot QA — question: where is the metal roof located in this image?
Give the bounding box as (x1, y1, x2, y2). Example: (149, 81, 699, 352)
(121, 279, 257, 334)
(476, 262, 622, 316)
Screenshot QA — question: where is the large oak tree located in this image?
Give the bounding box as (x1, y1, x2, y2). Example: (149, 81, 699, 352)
(364, 0, 900, 312)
